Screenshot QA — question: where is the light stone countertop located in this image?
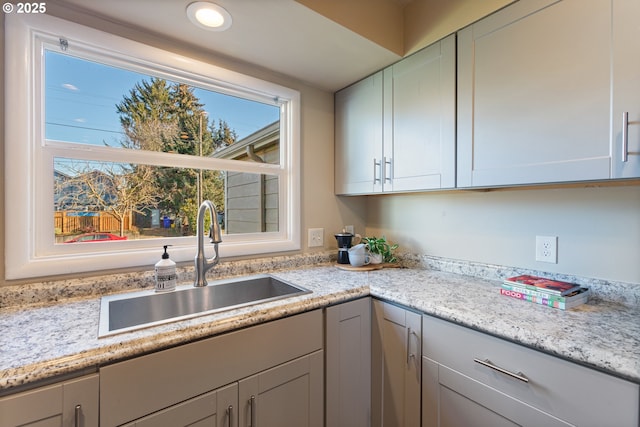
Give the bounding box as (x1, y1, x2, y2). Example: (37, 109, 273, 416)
(1, 256, 639, 395)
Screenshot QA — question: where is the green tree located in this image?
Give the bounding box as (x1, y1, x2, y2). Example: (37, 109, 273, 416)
(116, 78, 235, 231)
(116, 78, 212, 219)
(211, 119, 238, 150)
(55, 161, 158, 237)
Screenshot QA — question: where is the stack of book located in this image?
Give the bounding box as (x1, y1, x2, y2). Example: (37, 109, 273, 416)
(500, 274, 590, 310)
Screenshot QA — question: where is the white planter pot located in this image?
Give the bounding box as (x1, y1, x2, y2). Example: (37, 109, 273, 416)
(369, 252, 383, 264)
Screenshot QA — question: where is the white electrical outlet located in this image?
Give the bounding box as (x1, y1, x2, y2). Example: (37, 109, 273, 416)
(535, 235, 557, 263)
(344, 225, 354, 235)
(308, 228, 324, 247)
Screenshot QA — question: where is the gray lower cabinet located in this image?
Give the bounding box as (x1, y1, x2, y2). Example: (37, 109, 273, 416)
(122, 382, 237, 427)
(0, 373, 99, 427)
(99, 309, 323, 427)
(372, 299, 422, 427)
(325, 297, 372, 427)
(422, 315, 640, 427)
(124, 351, 324, 427)
(238, 351, 323, 427)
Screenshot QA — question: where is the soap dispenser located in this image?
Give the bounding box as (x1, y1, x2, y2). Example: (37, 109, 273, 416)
(155, 245, 177, 292)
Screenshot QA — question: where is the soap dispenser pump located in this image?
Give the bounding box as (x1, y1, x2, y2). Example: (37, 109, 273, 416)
(155, 245, 177, 292)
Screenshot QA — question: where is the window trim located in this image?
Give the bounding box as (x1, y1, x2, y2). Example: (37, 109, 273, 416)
(5, 13, 301, 280)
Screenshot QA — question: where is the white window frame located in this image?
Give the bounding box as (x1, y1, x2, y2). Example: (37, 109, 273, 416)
(5, 13, 301, 280)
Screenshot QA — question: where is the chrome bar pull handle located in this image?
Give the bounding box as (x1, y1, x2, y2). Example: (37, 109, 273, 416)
(406, 328, 420, 382)
(622, 112, 629, 162)
(74, 404, 81, 427)
(474, 358, 529, 383)
(406, 327, 414, 365)
(249, 395, 256, 427)
(373, 158, 381, 183)
(226, 405, 233, 427)
(384, 157, 393, 183)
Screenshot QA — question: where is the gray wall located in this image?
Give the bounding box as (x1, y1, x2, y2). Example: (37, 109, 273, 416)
(365, 184, 640, 283)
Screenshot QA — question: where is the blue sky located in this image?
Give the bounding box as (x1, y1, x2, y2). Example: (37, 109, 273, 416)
(45, 50, 280, 146)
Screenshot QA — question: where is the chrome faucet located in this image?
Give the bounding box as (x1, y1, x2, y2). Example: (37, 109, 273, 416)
(194, 200, 222, 287)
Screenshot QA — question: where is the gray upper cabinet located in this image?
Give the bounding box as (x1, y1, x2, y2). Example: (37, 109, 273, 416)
(335, 71, 384, 195)
(383, 35, 456, 192)
(457, 0, 640, 187)
(335, 35, 456, 195)
(336, 0, 639, 191)
(612, 0, 640, 178)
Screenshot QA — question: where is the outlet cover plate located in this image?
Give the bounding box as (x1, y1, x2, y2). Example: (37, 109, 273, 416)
(308, 228, 324, 248)
(535, 235, 557, 263)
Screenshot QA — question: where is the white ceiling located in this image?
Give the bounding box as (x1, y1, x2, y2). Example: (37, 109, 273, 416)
(52, 0, 403, 92)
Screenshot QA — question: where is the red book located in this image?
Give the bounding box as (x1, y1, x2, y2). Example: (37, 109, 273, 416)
(503, 274, 582, 296)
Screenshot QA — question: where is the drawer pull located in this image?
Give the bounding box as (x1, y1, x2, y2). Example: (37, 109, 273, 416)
(249, 395, 256, 427)
(226, 405, 233, 427)
(74, 404, 81, 427)
(406, 327, 420, 364)
(474, 358, 529, 383)
(406, 327, 413, 365)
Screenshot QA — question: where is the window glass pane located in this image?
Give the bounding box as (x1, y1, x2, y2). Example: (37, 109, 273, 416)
(226, 172, 279, 234)
(54, 157, 279, 243)
(45, 50, 281, 164)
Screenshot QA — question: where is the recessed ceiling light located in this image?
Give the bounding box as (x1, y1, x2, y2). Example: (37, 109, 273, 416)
(186, 2, 232, 32)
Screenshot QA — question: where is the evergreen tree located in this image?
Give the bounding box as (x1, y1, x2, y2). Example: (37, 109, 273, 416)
(211, 119, 238, 150)
(115, 78, 227, 224)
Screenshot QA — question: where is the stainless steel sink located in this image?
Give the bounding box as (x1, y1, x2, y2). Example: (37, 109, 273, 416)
(99, 274, 310, 337)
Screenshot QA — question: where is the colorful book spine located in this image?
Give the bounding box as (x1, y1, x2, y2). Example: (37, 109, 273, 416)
(503, 274, 581, 296)
(499, 287, 589, 310)
(501, 283, 581, 301)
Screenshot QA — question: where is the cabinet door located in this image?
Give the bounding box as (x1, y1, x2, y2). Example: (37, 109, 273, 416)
(372, 300, 421, 427)
(100, 310, 322, 426)
(612, 0, 640, 177)
(423, 314, 639, 427)
(335, 72, 384, 195)
(457, 0, 613, 187)
(385, 34, 456, 191)
(0, 374, 99, 427)
(325, 298, 371, 427)
(126, 383, 237, 427)
(422, 357, 571, 427)
(238, 351, 323, 427)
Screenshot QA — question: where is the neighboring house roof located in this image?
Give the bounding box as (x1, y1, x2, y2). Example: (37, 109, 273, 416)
(213, 120, 279, 161)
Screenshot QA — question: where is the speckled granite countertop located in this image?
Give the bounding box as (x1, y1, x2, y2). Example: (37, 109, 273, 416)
(1, 253, 639, 395)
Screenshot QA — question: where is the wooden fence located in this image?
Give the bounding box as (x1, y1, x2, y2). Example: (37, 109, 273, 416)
(54, 211, 131, 234)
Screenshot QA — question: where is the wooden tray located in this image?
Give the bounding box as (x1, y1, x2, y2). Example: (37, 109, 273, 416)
(335, 263, 383, 271)
(335, 263, 400, 272)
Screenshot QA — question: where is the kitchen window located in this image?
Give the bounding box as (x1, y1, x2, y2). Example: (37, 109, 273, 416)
(5, 13, 300, 279)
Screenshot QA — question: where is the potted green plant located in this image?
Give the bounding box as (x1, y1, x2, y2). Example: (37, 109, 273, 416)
(362, 236, 399, 264)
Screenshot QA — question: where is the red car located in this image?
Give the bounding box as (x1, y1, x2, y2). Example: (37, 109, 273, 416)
(64, 233, 128, 243)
